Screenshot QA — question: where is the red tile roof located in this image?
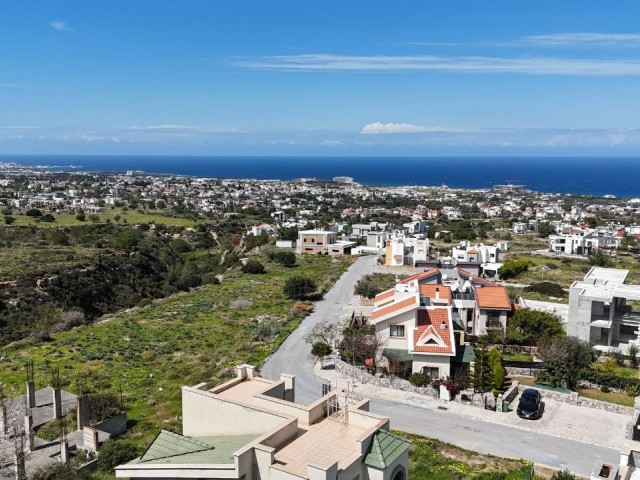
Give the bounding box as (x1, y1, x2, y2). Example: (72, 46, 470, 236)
(413, 309, 454, 355)
(371, 296, 417, 321)
(419, 284, 452, 305)
(475, 286, 512, 310)
(467, 249, 479, 254)
(400, 268, 439, 285)
(374, 288, 396, 303)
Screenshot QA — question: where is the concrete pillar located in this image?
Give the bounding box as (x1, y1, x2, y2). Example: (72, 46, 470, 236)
(60, 439, 70, 463)
(52, 388, 62, 419)
(0, 400, 6, 436)
(76, 395, 88, 430)
(26, 381, 36, 409)
(14, 450, 26, 480)
(23, 413, 34, 452)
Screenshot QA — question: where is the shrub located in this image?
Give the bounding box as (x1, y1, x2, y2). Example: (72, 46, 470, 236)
(551, 470, 577, 480)
(291, 301, 315, 316)
(630, 344, 639, 369)
(89, 213, 100, 223)
(283, 276, 316, 300)
(230, 298, 253, 309)
(202, 273, 221, 285)
(523, 281, 565, 297)
(600, 385, 611, 393)
(242, 259, 265, 274)
(26, 208, 43, 217)
(4, 215, 14, 225)
(272, 250, 296, 267)
(354, 280, 381, 299)
(40, 213, 56, 222)
(97, 439, 138, 472)
(409, 372, 430, 387)
(31, 463, 78, 480)
(76, 213, 86, 221)
(311, 341, 332, 360)
(497, 259, 529, 280)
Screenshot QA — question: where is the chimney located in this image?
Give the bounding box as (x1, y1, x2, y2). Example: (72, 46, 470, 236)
(441, 320, 447, 329)
(435, 287, 440, 300)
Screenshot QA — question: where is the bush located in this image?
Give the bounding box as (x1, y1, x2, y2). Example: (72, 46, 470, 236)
(26, 208, 43, 217)
(97, 439, 138, 472)
(32, 463, 78, 480)
(272, 250, 296, 267)
(40, 213, 56, 222)
(4, 215, 15, 225)
(497, 259, 529, 280)
(242, 259, 265, 274)
(311, 341, 332, 359)
(283, 276, 316, 300)
(579, 367, 640, 392)
(600, 385, 611, 393)
(202, 273, 221, 285)
(551, 470, 577, 480)
(76, 213, 86, 222)
(409, 372, 430, 387)
(523, 281, 565, 297)
(354, 280, 381, 299)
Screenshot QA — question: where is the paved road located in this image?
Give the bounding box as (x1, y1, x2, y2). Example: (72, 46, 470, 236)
(261, 256, 619, 476)
(262, 255, 377, 401)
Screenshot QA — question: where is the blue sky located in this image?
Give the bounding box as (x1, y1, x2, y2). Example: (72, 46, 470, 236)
(2, 0, 640, 155)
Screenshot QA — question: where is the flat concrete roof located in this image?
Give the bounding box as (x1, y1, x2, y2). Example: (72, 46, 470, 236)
(614, 285, 640, 301)
(584, 267, 629, 286)
(273, 419, 367, 477)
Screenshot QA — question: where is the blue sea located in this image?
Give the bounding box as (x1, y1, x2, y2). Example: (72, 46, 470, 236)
(1, 155, 638, 198)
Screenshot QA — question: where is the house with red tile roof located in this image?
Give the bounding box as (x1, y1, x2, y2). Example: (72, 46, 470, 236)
(371, 282, 474, 380)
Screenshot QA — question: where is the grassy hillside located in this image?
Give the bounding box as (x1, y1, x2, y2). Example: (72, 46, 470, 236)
(0, 254, 354, 448)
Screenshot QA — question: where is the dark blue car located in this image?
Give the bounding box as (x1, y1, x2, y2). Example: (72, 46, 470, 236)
(517, 388, 542, 419)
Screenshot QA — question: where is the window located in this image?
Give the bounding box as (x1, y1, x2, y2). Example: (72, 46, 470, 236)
(390, 325, 405, 337)
(421, 366, 439, 380)
(486, 311, 502, 328)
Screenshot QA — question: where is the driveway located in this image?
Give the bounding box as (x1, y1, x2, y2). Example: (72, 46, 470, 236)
(260, 256, 621, 476)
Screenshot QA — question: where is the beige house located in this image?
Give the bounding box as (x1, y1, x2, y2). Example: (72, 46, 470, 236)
(116, 364, 410, 480)
(297, 230, 355, 255)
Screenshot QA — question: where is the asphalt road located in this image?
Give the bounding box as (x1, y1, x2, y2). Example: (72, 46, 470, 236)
(261, 256, 619, 476)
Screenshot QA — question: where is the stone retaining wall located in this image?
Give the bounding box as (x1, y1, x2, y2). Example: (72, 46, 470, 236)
(333, 358, 438, 397)
(506, 367, 543, 377)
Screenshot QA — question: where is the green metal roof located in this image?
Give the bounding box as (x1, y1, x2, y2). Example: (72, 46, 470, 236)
(452, 344, 476, 363)
(136, 430, 259, 465)
(452, 318, 465, 332)
(382, 348, 413, 362)
(364, 430, 411, 470)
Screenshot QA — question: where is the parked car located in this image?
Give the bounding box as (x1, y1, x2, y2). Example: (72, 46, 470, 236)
(516, 388, 542, 419)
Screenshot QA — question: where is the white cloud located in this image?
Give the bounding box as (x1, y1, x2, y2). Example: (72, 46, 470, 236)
(523, 33, 640, 47)
(361, 122, 471, 135)
(238, 54, 640, 76)
(50, 21, 73, 32)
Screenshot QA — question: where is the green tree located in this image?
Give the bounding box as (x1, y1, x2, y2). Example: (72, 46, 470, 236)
(489, 349, 506, 395)
(283, 275, 316, 300)
(588, 249, 612, 267)
(311, 341, 333, 367)
(88, 213, 100, 223)
(537, 222, 556, 238)
(536, 336, 593, 390)
(470, 339, 494, 393)
(26, 208, 43, 217)
(506, 308, 565, 345)
(354, 280, 381, 299)
(97, 439, 139, 472)
(497, 259, 529, 280)
(75, 212, 86, 221)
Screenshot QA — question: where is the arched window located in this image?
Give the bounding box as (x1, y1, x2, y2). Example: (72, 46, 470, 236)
(391, 465, 406, 480)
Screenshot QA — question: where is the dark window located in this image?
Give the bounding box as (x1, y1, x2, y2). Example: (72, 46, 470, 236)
(390, 325, 405, 337)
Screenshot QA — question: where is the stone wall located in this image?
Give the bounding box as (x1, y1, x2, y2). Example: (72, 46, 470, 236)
(506, 367, 543, 377)
(333, 358, 438, 397)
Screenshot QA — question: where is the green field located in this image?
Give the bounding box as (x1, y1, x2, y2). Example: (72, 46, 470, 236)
(8, 209, 199, 227)
(402, 432, 541, 479)
(0, 254, 353, 448)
